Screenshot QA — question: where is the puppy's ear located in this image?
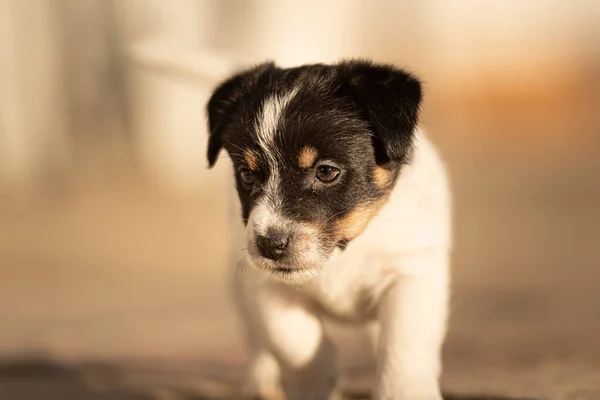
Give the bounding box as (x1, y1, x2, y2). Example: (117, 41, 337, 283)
(206, 62, 275, 167)
(339, 60, 422, 165)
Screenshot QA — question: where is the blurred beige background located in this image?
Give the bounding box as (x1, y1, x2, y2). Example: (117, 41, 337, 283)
(1, 1, 600, 399)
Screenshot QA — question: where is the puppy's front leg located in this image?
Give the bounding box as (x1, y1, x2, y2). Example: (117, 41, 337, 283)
(256, 288, 340, 400)
(373, 250, 449, 400)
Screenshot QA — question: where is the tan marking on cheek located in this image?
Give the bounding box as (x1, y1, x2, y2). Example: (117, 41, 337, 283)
(244, 149, 258, 171)
(373, 166, 393, 189)
(298, 146, 318, 168)
(334, 197, 389, 241)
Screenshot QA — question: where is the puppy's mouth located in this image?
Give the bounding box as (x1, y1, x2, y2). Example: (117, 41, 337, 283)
(245, 241, 334, 283)
(271, 266, 304, 280)
(273, 266, 294, 273)
(247, 251, 322, 273)
(336, 239, 350, 250)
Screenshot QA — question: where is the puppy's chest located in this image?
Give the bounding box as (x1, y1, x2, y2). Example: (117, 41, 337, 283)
(300, 252, 398, 323)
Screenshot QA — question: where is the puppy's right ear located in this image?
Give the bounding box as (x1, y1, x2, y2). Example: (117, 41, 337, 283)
(337, 60, 422, 166)
(206, 62, 275, 168)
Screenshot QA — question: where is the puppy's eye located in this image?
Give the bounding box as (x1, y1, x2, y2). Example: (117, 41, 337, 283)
(316, 165, 340, 183)
(239, 168, 256, 186)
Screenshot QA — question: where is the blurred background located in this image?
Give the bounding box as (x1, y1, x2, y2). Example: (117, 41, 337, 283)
(1, 1, 599, 399)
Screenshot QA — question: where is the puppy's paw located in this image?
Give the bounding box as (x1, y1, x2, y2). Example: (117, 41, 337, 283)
(242, 380, 285, 400)
(373, 380, 442, 400)
(242, 352, 284, 400)
(284, 387, 342, 400)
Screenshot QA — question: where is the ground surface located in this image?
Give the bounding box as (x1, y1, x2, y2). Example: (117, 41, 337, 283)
(1, 127, 600, 400)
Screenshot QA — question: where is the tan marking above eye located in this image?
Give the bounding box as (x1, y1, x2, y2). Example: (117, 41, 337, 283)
(298, 146, 318, 168)
(333, 196, 389, 242)
(373, 166, 393, 189)
(244, 149, 258, 171)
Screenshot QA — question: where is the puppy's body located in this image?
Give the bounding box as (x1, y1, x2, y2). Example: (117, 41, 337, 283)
(208, 61, 451, 400)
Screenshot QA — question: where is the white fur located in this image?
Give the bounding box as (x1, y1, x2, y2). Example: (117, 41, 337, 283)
(253, 88, 300, 214)
(255, 90, 298, 150)
(230, 130, 451, 400)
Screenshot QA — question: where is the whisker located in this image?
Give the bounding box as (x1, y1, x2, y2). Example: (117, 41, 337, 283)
(228, 142, 248, 153)
(322, 209, 348, 224)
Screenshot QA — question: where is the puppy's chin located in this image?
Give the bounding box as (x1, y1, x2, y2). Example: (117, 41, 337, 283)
(245, 248, 329, 285)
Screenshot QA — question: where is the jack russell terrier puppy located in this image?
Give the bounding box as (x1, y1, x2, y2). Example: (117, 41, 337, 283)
(206, 60, 451, 400)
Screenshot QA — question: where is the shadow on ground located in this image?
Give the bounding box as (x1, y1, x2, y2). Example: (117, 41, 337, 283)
(0, 358, 539, 400)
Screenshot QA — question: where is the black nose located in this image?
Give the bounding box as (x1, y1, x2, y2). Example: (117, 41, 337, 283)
(256, 230, 290, 261)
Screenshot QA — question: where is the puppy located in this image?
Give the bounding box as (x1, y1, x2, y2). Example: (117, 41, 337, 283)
(206, 60, 451, 400)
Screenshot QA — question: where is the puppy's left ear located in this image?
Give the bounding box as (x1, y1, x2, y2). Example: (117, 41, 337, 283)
(206, 62, 275, 167)
(339, 61, 422, 165)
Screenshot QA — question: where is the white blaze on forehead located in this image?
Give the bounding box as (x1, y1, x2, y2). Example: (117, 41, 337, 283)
(254, 87, 299, 150)
(253, 87, 300, 211)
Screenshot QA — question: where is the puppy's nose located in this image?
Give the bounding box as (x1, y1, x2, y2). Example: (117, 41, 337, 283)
(256, 230, 290, 261)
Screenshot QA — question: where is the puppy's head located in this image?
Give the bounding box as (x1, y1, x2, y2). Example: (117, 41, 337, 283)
(207, 60, 422, 282)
